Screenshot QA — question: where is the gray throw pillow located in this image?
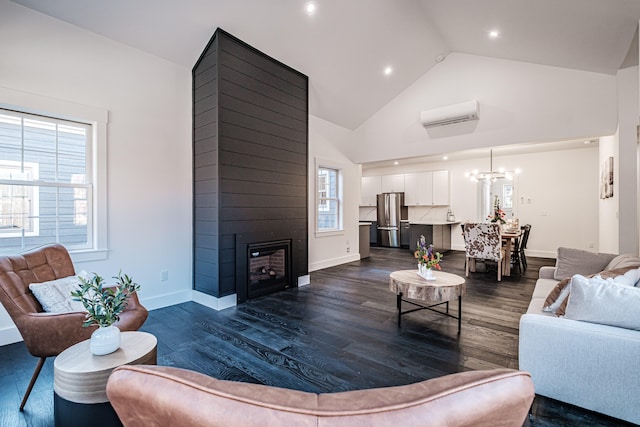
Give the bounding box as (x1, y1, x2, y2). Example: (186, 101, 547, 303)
(605, 254, 640, 271)
(554, 247, 616, 280)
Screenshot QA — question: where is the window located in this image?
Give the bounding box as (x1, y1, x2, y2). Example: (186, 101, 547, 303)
(316, 165, 342, 233)
(0, 109, 92, 252)
(503, 183, 513, 209)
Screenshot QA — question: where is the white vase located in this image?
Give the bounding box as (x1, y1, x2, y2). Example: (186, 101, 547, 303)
(90, 325, 121, 356)
(417, 264, 436, 281)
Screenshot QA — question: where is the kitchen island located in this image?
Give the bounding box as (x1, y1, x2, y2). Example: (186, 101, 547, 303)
(408, 221, 460, 253)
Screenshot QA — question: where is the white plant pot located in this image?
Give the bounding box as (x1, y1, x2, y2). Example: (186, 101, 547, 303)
(90, 325, 121, 356)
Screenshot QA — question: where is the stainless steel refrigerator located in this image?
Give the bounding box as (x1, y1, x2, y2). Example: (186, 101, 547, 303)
(376, 193, 408, 247)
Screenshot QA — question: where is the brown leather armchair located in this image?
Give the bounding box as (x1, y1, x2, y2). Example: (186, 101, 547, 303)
(0, 243, 148, 410)
(107, 365, 535, 427)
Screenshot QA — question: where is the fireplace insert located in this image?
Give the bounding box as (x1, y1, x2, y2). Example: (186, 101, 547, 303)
(247, 240, 291, 299)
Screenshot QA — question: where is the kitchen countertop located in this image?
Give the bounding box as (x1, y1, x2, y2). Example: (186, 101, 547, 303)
(359, 222, 373, 226)
(409, 221, 461, 225)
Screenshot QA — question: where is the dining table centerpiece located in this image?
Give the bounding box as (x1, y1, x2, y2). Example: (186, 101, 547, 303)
(414, 235, 442, 280)
(488, 195, 507, 224)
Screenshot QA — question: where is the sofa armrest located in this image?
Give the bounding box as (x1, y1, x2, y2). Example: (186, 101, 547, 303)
(538, 266, 556, 279)
(519, 313, 640, 424)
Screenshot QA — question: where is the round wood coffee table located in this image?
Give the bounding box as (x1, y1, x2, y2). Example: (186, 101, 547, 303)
(53, 331, 157, 427)
(389, 270, 466, 333)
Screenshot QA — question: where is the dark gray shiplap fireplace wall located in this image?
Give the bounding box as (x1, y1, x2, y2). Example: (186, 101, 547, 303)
(193, 28, 309, 303)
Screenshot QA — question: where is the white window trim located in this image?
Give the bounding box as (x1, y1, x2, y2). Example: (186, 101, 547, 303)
(314, 157, 344, 238)
(0, 86, 109, 261)
(0, 160, 40, 238)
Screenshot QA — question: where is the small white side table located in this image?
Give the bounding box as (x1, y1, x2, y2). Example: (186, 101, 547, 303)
(53, 331, 157, 427)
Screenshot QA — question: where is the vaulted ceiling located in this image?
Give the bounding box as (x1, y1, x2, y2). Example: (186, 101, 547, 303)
(10, 0, 640, 130)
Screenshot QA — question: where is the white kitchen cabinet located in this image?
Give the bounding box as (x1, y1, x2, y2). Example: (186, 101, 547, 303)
(360, 176, 381, 206)
(432, 170, 450, 205)
(381, 174, 405, 192)
(404, 172, 432, 205)
(404, 171, 449, 206)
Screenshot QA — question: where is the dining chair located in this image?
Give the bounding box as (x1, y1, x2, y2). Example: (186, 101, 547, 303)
(462, 222, 505, 281)
(519, 224, 531, 271)
(510, 236, 522, 274)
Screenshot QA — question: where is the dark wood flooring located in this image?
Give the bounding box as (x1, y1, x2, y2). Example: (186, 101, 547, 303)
(0, 248, 634, 426)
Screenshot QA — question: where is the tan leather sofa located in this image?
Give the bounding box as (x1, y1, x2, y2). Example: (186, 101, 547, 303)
(107, 365, 534, 427)
(0, 243, 148, 409)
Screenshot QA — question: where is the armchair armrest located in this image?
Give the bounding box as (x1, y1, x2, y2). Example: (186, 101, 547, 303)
(17, 311, 95, 357)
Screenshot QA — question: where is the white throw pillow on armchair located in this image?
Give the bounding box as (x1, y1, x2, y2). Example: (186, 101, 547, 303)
(28, 271, 90, 313)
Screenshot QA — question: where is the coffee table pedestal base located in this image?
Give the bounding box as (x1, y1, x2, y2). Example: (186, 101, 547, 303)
(54, 392, 122, 427)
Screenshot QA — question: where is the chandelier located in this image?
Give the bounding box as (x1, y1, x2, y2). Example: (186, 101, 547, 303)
(464, 149, 521, 182)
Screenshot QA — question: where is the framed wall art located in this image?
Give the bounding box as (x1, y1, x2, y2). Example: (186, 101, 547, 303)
(599, 156, 613, 199)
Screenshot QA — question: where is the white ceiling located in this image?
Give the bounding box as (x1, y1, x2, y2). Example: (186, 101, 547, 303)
(10, 0, 640, 130)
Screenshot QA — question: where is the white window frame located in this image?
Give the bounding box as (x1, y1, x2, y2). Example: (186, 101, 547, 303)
(503, 183, 513, 209)
(0, 87, 109, 261)
(315, 158, 344, 237)
(0, 159, 40, 238)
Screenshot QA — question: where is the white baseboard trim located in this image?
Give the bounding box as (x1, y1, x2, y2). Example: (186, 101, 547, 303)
(524, 250, 555, 259)
(297, 274, 310, 287)
(141, 290, 193, 311)
(192, 291, 237, 311)
(0, 326, 22, 347)
(309, 253, 361, 272)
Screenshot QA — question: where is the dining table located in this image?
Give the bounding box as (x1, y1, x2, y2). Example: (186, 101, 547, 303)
(501, 226, 522, 276)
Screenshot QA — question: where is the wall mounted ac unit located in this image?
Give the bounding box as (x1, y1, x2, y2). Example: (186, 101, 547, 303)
(420, 100, 479, 128)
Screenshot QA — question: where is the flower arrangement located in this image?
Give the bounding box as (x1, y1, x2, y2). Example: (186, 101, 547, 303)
(488, 195, 506, 224)
(71, 271, 140, 328)
(414, 235, 442, 270)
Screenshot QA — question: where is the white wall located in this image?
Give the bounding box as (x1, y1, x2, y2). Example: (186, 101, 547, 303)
(599, 66, 640, 256)
(348, 53, 618, 164)
(599, 135, 619, 253)
(363, 145, 600, 258)
(0, 2, 193, 344)
(308, 115, 360, 271)
(615, 66, 639, 254)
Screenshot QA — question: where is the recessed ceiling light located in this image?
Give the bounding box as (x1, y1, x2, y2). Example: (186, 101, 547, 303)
(489, 30, 500, 39)
(443, 156, 448, 160)
(383, 66, 393, 76)
(584, 140, 592, 145)
(304, 1, 317, 15)
(393, 161, 399, 165)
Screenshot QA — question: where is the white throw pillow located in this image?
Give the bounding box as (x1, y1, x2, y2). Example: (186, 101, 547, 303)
(29, 271, 90, 313)
(565, 275, 640, 330)
(594, 267, 640, 288)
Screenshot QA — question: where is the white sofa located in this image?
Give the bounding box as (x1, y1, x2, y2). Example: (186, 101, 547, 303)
(519, 248, 640, 425)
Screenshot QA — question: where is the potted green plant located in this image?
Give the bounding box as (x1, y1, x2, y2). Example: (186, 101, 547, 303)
(71, 271, 140, 355)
